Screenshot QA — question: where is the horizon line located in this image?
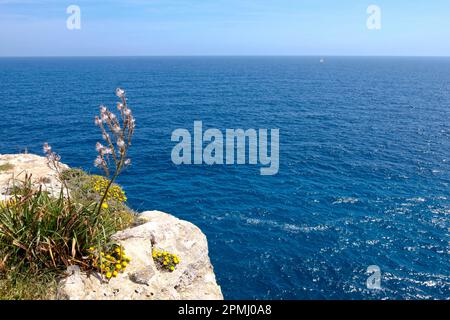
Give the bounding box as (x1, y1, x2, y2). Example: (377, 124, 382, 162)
(0, 54, 450, 58)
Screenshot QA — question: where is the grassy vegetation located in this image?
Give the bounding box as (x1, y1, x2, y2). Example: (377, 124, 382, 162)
(0, 163, 14, 172)
(0, 173, 136, 299)
(0, 272, 57, 300)
(0, 88, 136, 300)
(62, 168, 136, 230)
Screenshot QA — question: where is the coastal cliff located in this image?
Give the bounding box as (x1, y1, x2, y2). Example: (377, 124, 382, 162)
(0, 154, 223, 300)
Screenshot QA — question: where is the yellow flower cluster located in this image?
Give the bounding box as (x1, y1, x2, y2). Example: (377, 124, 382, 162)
(152, 248, 180, 272)
(88, 246, 131, 279)
(0, 198, 17, 209)
(89, 176, 127, 203)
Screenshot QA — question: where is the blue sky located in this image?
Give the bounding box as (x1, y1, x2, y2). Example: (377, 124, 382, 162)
(0, 0, 449, 56)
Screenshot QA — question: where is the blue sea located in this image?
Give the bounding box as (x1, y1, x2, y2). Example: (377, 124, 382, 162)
(0, 57, 449, 299)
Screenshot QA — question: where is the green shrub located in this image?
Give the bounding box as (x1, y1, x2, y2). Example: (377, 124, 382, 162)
(0, 163, 14, 172)
(61, 169, 136, 230)
(63, 172, 128, 207)
(60, 168, 85, 182)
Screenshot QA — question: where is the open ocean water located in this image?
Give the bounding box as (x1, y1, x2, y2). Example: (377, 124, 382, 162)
(0, 57, 449, 299)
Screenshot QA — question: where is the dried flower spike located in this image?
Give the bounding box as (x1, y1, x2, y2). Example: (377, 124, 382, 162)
(94, 88, 135, 213)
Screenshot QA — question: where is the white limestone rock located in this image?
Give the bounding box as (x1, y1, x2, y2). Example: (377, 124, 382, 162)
(0, 153, 68, 199)
(57, 211, 223, 300)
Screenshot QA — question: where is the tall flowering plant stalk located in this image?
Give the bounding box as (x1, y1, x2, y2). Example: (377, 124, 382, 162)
(43, 142, 71, 204)
(94, 88, 135, 214)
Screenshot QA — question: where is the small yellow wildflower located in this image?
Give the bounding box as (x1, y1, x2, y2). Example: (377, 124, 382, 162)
(152, 248, 180, 272)
(115, 264, 122, 270)
(106, 272, 112, 279)
(102, 203, 109, 209)
(113, 271, 118, 277)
